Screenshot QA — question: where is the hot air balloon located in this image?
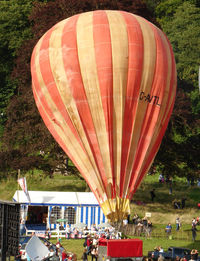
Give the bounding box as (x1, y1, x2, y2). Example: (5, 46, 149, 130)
(31, 10, 177, 222)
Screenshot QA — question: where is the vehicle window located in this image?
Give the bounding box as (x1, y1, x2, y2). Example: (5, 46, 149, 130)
(175, 249, 183, 255)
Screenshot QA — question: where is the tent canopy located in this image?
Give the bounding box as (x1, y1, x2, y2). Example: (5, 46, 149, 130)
(13, 191, 99, 206)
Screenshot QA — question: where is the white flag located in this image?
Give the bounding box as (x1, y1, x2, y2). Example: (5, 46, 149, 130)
(17, 177, 31, 202)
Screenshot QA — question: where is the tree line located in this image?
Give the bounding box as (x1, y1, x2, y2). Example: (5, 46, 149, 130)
(0, 0, 199, 180)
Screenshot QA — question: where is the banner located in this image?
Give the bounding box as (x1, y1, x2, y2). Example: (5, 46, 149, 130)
(18, 177, 31, 202)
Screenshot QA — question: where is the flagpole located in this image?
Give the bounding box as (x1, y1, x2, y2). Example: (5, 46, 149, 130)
(17, 169, 20, 202)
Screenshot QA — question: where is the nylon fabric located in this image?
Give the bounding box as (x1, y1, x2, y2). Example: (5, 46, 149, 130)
(31, 10, 177, 221)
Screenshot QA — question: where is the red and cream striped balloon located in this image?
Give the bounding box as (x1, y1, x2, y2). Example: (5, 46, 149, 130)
(31, 10, 176, 221)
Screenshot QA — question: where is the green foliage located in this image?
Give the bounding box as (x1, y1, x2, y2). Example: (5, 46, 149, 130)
(0, 0, 33, 56)
(152, 1, 200, 178)
(155, 0, 183, 19)
(0, 0, 33, 126)
(156, 1, 200, 88)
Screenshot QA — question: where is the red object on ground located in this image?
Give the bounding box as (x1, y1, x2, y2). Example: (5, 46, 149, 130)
(98, 238, 108, 246)
(99, 239, 143, 257)
(198, 203, 200, 208)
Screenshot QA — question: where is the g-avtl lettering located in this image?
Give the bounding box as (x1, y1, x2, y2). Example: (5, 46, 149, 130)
(139, 91, 161, 106)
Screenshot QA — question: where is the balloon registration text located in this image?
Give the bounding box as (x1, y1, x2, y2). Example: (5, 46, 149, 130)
(139, 91, 161, 106)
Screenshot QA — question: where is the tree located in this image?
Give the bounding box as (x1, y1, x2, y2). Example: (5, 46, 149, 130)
(0, 0, 33, 131)
(157, 2, 200, 88)
(152, 1, 200, 178)
(155, 87, 200, 178)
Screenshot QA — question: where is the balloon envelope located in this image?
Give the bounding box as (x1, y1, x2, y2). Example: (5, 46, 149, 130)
(31, 10, 177, 221)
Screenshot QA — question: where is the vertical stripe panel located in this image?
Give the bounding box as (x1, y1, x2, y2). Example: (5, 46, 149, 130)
(93, 11, 114, 196)
(98, 207, 101, 225)
(77, 12, 113, 195)
(83, 207, 86, 224)
(88, 207, 91, 228)
(106, 11, 129, 194)
(118, 12, 144, 197)
(49, 206, 52, 229)
(81, 207, 84, 223)
(90, 207, 93, 226)
(102, 213, 106, 223)
(124, 15, 156, 194)
(100, 208, 104, 224)
(93, 207, 96, 225)
(86, 207, 88, 226)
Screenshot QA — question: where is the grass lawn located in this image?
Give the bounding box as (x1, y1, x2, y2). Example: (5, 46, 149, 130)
(50, 234, 200, 261)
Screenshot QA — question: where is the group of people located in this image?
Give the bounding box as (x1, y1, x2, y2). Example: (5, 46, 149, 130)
(82, 234, 99, 261)
(48, 238, 76, 261)
(165, 216, 199, 241)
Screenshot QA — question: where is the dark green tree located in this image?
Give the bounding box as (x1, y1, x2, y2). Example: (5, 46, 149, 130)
(0, 0, 33, 132)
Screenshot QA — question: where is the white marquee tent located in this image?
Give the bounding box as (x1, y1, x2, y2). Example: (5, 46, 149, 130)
(13, 191, 106, 229)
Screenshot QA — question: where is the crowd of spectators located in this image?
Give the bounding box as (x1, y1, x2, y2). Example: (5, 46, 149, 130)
(81, 225, 121, 261)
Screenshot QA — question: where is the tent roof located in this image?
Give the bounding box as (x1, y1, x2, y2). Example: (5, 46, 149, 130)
(13, 191, 99, 206)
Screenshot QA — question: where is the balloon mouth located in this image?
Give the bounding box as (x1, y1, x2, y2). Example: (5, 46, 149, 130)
(101, 197, 130, 222)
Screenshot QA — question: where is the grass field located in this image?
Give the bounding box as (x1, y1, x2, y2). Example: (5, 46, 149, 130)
(0, 171, 199, 260)
(50, 234, 200, 260)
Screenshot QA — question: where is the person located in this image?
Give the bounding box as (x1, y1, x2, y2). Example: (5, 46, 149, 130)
(191, 225, 197, 241)
(59, 224, 64, 231)
(142, 216, 148, 226)
(123, 218, 128, 226)
(66, 224, 71, 239)
(180, 257, 187, 261)
(62, 249, 68, 261)
(165, 223, 172, 236)
(169, 184, 172, 194)
(191, 249, 198, 260)
(45, 228, 51, 240)
(15, 245, 22, 261)
(91, 245, 98, 261)
(150, 189, 156, 202)
(173, 199, 181, 209)
(132, 213, 139, 224)
(49, 248, 60, 261)
(158, 254, 164, 261)
(56, 238, 62, 249)
(82, 249, 88, 261)
(19, 218, 26, 236)
(176, 217, 181, 231)
(181, 198, 186, 209)
(86, 235, 92, 255)
(159, 174, 164, 183)
(192, 217, 197, 227)
(92, 234, 98, 247)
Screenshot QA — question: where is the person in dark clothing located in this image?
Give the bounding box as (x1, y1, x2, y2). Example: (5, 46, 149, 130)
(192, 225, 197, 241)
(181, 198, 186, 209)
(82, 249, 88, 261)
(150, 189, 156, 202)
